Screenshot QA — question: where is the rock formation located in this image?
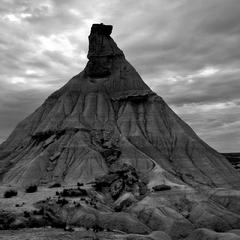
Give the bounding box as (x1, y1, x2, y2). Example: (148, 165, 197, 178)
(0, 23, 239, 191)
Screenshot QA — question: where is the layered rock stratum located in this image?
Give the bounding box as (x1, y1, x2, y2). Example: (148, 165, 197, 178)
(0, 23, 239, 189)
(0, 23, 240, 240)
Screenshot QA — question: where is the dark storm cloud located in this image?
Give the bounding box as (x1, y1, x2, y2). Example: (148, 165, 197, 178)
(0, 0, 239, 151)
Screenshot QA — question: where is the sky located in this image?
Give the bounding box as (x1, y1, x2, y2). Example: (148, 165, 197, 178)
(0, 0, 240, 152)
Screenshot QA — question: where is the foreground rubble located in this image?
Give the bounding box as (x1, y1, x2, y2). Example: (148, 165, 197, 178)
(1, 176, 240, 239)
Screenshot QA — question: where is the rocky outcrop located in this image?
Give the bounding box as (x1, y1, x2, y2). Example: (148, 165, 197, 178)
(0, 23, 239, 191)
(93, 163, 146, 200)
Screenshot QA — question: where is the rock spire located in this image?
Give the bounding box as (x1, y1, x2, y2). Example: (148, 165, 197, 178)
(0, 23, 239, 189)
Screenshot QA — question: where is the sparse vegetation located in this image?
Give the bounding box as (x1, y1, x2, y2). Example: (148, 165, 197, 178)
(25, 185, 38, 193)
(60, 188, 87, 197)
(4, 189, 18, 198)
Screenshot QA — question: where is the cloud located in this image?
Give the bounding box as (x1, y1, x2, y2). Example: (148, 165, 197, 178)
(0, 0, 239, 152)
(173, 101, 240, 152)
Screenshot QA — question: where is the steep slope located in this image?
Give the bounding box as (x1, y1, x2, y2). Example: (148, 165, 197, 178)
(0, 23, 239, 188)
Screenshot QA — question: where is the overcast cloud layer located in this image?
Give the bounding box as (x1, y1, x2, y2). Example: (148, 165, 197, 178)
(0, 0, 239, 152)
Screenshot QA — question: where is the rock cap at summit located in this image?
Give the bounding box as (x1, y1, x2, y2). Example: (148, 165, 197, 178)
(87, 23, 123, 59)
(90, 23, 113, 36)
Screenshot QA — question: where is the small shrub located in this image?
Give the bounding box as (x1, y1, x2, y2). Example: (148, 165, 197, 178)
(23, 211, 30, 218)
(60, 188, 87, 197)
(25, 185, 38, 193)
(152, 184, 171, 192)
(77, 182, 84, 187)
(48, 182, 61, 188)
(4, 189, 18, 198)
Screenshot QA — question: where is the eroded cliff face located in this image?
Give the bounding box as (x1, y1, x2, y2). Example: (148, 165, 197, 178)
(0, 24, 239, 189)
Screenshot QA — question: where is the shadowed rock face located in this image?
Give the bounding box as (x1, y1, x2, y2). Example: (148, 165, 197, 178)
(0, 23, 239, 189)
